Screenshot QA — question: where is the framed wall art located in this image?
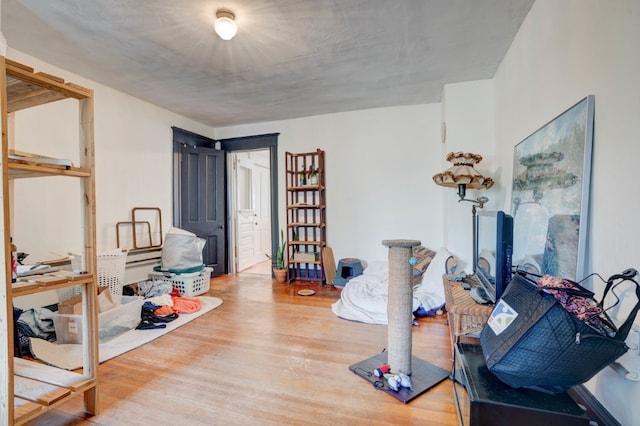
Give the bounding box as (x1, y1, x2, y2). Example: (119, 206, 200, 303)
(510, 95, 595, 281)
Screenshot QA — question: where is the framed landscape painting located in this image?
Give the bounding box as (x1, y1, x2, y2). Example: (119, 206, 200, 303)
(510, 96, 595, 281)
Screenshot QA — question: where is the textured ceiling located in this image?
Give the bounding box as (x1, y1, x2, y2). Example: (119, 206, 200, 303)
(2, 0, 534, 127)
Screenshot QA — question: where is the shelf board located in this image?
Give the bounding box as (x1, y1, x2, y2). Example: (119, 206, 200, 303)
(288, 240, 323, 246)
(8, 159, 91, 179)
(14, 376, 71, 406)
(287, 222, 325, 228)
(12, 274, 94, 297)
(287, 185, 324, 191)
(288, 275, 324, 283)
(5, 58, 91, 112)
(288, 204, 323, 209)
(14, 358, 95, 392)
(290, 259, 321, 265)
(14, 397, 44, 425)
(12, 358, 97, 424)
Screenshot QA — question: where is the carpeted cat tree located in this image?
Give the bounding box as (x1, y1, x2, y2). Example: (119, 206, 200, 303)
(349, 239, 449, 403)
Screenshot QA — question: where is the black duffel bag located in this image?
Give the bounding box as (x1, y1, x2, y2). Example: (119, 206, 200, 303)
(480, 268, 640, 394)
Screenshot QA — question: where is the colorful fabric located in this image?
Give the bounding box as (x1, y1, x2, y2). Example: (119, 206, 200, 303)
(153, 294, 202, 315)
(412, 245, 437, 284)
(536, 274, 615, 336)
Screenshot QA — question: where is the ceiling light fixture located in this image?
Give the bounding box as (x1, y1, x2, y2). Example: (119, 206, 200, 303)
(214, 9, 238, 41)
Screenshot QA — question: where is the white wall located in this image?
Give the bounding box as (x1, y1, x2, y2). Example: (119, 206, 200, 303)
(493, 1, 640, 423)
(216, 105, 446, 265)
(439, 80, 496, 270)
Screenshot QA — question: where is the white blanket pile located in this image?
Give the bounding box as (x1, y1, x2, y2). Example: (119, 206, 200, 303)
(331, 248, 456, 325)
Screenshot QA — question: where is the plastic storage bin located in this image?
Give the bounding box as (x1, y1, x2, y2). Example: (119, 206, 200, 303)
(53, 295, 143, 344)
(148, 267, 212, 296)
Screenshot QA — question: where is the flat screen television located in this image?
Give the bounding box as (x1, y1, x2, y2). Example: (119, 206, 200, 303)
(475, 210, 514, 303)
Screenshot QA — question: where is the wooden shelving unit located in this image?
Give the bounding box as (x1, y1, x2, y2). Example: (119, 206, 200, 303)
(0, 57, 99, 424)
(285, 149, 326, 283)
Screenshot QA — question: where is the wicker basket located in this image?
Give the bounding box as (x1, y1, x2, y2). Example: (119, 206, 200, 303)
(148, 267, 212, 297)
(97, 249, 128, 296)
(443, 275, 493, 345)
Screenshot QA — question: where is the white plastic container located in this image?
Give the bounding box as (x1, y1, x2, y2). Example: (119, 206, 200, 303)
(53, 295, 143, 344)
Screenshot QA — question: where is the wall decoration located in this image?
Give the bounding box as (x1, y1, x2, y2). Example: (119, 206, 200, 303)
(511, 96, 594, 280)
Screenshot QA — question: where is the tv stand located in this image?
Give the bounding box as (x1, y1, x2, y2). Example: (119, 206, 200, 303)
(453, 343, 591, 425)
(444, 276, 593, 425)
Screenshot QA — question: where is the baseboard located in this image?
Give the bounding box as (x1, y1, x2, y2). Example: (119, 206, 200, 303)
(568, 385, 621, 426)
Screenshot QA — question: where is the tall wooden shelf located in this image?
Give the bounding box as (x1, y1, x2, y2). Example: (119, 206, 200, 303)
(1, 57, 99, 424)
(285, 150, 326, 283)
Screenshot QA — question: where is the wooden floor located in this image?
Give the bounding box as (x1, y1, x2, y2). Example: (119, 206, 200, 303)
(240, 259, 272, 275)
(25, 274, 458, 426)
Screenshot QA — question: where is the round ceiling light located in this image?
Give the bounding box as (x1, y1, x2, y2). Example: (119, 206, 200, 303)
(214, 9, 238, 41)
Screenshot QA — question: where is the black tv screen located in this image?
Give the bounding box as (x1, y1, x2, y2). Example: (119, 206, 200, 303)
(475, 210, 514, 303)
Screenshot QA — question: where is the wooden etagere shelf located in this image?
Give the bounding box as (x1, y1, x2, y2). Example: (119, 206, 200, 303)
(1, 57, 99, 425)
(285, 149, 326, 283)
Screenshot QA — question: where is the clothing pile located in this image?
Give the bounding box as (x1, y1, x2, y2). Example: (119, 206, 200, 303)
(14, 306, 56, 357)
(134, 280, 202, 330)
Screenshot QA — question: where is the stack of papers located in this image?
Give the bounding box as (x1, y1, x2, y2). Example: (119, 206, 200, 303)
(17, 264, 60, 277)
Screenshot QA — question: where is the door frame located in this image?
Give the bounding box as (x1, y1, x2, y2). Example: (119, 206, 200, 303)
(172, 128, 280, 275)
(172, 126, 227, 273)
(219, 134, 279, 274)
(233, 153, 272, 272)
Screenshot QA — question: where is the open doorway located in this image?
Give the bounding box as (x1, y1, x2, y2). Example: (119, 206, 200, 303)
(219, 133, 280, 276)
(172, 130, 280, 276)
(232, 150, 272, 275)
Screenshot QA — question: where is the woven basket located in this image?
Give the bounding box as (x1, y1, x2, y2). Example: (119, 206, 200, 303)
(443, 276, 493, 345)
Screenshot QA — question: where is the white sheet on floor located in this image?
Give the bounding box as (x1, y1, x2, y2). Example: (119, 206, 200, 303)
(331, 248, 453, 325)
(29, 296, 223, 370)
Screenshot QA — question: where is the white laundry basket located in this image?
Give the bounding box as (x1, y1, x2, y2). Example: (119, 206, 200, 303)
(97, 249, 128, 296)
(56, 252, 85, 301)
(148, 267, 212, 297)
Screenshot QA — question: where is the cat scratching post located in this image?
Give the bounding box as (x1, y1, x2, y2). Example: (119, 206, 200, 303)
(348, 239, 449, 403)
(383, 239, 420, 375)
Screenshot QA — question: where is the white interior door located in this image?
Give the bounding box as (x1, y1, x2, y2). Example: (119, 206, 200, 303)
(237, 208, 255, 271)
(235, 152, 271, 271)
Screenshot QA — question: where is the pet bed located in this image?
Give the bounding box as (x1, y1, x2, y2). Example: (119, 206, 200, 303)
(331, 247, 457, 325)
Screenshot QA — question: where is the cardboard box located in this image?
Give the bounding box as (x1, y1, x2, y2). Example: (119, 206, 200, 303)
(293, 252, 319, 262)
(58, 293, 83, 315)
(58, 286, 116, 315)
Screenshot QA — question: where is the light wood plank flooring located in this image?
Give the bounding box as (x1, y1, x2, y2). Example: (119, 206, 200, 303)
(25, 274, 457, 425)
(240, 259, 272, 275)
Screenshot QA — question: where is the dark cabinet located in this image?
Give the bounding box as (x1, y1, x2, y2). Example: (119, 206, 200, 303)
(453, 343, 591, 426)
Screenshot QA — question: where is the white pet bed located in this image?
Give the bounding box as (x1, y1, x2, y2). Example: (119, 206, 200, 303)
(331, 248, 456, 325)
